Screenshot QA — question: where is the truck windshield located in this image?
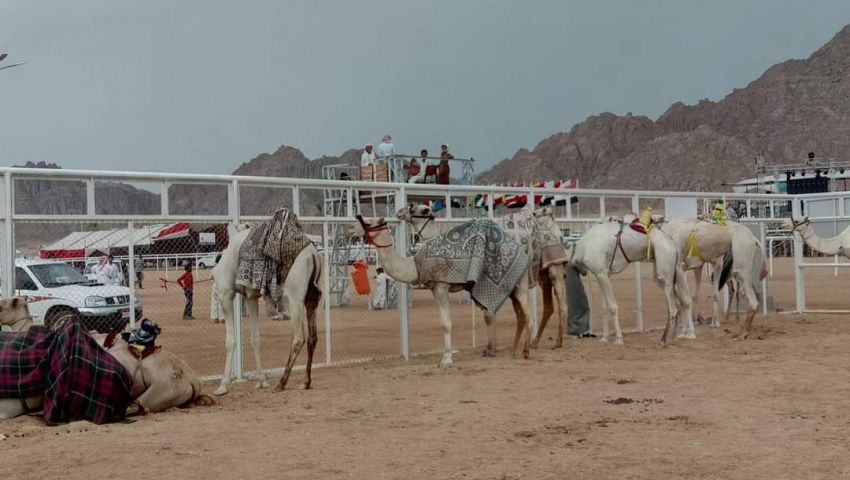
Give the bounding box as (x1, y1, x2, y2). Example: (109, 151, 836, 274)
(29, 263, 91, 287)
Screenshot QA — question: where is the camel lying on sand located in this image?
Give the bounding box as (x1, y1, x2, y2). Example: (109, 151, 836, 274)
(0, 298, 213, 420)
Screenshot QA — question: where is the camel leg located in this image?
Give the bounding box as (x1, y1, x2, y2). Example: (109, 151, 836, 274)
(301, 293, 320, 390)
(508, 285, 531, 359)
(276, 294, 307, 392)
(531, 275, 554, 349)
(433, 283, 453, 365)
(214, 287, 237, 396)
(733, 277, 759, 340)
(482, 309, 497, 357)
(594, 273, 622, 345)
(690, 266, 704, 325)
(709, 260, 723, 328)
(675, 265, 695, 339)
(245, 296, 269, 389)
(551, 273, 567, 349)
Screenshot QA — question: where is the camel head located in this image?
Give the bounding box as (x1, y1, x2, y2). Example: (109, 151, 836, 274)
(350, 215, 386, 236)
(0, 297, 33, 330)
(396, 203, 434, 223)
(532, 206, 553, 219)
(650, 214, 666, 225)
(781, 216, 810, 232)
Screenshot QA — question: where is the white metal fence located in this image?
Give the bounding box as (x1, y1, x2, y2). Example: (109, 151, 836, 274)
(1, 166, 844, 380)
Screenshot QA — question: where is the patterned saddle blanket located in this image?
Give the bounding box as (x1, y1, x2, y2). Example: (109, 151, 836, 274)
(0, 317, 134, 425)
(414, 218, 529, 312)
(236, 207, 313, 310)
(498, 209, 541, 288)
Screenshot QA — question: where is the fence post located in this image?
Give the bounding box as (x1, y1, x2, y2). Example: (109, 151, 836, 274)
(1, 172, 14, 299)
(322, 221, 332, 364)
(631, 195, 644, 332)
(394, 188, 410, 360)
(127, 220, 137, 329)
(792, 198, 805, 313)
(229, 179, 244, 379)
(759, 221, 768, 314)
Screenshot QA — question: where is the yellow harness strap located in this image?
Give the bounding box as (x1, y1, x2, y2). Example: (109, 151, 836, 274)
(686, 231, 705, 262)
(645, 224, 654, 260)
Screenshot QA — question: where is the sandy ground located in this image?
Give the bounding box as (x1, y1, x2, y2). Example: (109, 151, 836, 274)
(3, 257, 850, 479)
(3, 312, 850, 479)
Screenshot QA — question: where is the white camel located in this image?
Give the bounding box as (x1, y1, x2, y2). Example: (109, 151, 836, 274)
(212, 224, 323, 396)
(659, 219, 767, 338)
(783, 217, 850, 259)
(351, 215, 532, 364)
(0, 299, 214, 420)
(569, 213, 694, 345)
(397, 204, 570, 350)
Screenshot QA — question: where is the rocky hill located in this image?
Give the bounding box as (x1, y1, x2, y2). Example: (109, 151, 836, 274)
(479, 24, 850, 191)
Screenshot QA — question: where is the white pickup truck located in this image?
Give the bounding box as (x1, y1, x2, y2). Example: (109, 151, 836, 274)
(9, 259, 142, 333)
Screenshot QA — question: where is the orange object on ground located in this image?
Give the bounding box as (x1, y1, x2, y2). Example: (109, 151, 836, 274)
(351, 261, 371, 295)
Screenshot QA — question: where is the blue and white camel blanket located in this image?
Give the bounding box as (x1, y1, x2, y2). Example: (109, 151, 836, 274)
(413, 218, 529, 312)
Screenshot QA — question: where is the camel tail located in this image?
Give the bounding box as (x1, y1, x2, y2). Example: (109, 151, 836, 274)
(717, 253, 734, 291)
(306, 246, 324, 303)
(757, 243, 768, 281)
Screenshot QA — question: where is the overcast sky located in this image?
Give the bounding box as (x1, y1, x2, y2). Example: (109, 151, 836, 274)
(1, 1, 848, 175)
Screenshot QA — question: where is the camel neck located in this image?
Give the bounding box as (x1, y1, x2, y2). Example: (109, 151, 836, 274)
(370, 230, 420, 284)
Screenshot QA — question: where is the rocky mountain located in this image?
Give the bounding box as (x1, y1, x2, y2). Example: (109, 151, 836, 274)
(479, 24, 850, 191)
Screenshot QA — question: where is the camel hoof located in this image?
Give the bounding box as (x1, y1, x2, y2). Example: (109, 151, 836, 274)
(551, 344, 562, 350)
(298, 382, 312, 390)
(255, 379, 270, 390)
(614, 338, 624, 346)
(522, 350, 530, 360)
(273, 383, 286, 393)
(598, 337, 609, 344)
(530, 341, 540, 350)
(482, 349, 497, 358)
(213, 384, 230, 396)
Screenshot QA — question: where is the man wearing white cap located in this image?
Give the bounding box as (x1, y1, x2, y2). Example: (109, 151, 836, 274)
(361, 143, 376, 167)
(376, 134, 394, 159)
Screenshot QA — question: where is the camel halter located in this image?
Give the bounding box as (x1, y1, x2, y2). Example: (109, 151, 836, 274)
(7, 312, 34, 332)
(356, 215, 394, 248)
(407, 205, 435, 241)
(792, 218, 812, 238)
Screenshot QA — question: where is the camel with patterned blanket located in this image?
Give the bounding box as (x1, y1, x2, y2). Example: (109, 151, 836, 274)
(569, 213, 694, 345)
(659, 219, 767, 339)
(0, 306, 214, 421)
(397, 204, 571, 349)
(212, 215, 323, 396)
(352, 215, 532, 365)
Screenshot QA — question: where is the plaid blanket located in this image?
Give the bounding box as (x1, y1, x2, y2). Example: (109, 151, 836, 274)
(498, 209, 541, 289)
(414, 218, 529, 312)
(0, 318, 133, 425)
(236, 207, 313, 310)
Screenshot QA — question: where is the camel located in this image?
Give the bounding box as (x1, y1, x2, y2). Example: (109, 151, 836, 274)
(397, 204, 570, 350)
(783, 217, 850, 259)
(351, 215, 532, 364)
(659, 219, 768, 339)
(0, 302, 214, 420)
(212, 223, 323, 396)
(569, 213, 693, 345)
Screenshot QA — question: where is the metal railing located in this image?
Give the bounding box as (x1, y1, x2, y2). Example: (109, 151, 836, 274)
(3, 166, 844, 380)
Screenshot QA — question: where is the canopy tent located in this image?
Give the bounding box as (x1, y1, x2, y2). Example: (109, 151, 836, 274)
(154, 223, 191, 242)
(40, 224, 170, 259)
